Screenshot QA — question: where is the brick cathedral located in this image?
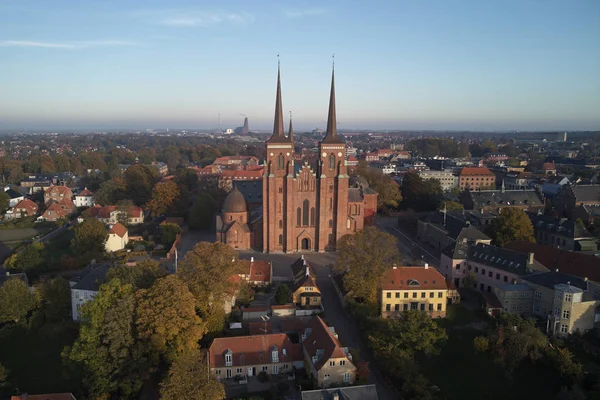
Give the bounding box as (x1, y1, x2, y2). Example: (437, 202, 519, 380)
(216, 65, 377, 253)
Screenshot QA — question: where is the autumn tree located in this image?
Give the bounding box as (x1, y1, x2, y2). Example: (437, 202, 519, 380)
(188, 192, 217, 230)
(334, 227, 400, 304)
(106, 260, 167, 290)
(159, 349, 225, 400)
(0, 191, 9, 213)
(65, 279, 154, 399)
(178, 242, 240, 334)
(487, 208, 535, 247)
(355, 162, 401, 210)
(4, 242, 45, 272)
(146, 181, 180, 217)
(116, 199, 135, 227)
(437, 201, 464, 212)
(160, 223, 182, 246)
(136, 275, 206, 361)
(72, 218, 107, 255)
(0, 279, 37, 324)
(124, 164, 157, 206)
(54, 154, 71, 172)
(36, 276, 71, 322)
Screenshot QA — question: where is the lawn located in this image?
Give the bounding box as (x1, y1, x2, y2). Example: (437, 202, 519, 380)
(0, 323, 81, 397)
(421, 305, 560, 400)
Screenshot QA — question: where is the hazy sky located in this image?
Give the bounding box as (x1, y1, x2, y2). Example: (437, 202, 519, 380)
(1, 0, 599, 131)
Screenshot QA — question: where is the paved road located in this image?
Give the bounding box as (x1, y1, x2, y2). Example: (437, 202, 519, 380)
(377, 216, 440, 267)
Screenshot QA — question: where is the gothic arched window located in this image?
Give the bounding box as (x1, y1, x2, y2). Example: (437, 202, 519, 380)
(297, 208, 301, 227)
(279, 219, 283, 229)
(278, 154, 285, 170)
(310, 207, 315, 226)
(302, 200, 309, 226)
(329, 154, 336, 170)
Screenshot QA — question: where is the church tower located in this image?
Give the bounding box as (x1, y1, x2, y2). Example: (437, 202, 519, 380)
(317, 66, 349, 251)
(262, 62, 294, 253)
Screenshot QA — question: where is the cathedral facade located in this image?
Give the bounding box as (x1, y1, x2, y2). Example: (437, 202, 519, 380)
(216, 65, 377, 253)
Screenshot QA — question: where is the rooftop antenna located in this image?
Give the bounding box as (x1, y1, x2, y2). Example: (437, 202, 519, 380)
(443, 202, 447, 226)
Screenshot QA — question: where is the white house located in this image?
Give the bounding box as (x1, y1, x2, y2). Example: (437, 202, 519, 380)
(74, 188, 95, 207)
(70, 263, 110, 321)
(4, 187, 25, 208)
(105, 222, 128, 253)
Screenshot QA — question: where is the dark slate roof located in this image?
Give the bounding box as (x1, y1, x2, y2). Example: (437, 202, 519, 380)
(0, 272, 29, 287)
(233, 180, 262, 204)
(442, 226, 491, 259)
(521, 271, 588, 291)
(301, 385, 379, 400)
(421, 211, 469, 240)
(222, 186, 247, 213)
(348, 188, 364, 203)
(71, 264, 110, 291)
(467, 243, 533, 276)
(570, 185, 600, 202)
(5, 189, 23, 199)
(528, 212, 591, 239)
(545, 175, 569, 185)
(468, 190, 543, 209)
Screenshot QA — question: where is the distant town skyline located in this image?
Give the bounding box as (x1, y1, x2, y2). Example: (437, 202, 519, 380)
(1, 0, 599, 131)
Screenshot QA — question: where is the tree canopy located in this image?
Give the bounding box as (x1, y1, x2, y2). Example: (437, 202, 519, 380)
(401, 172, 443, 211)
(188, 193, 218, 230)
(146, 181, 180, 216)
(0, 279, 37, 324)
(72, 218, 107, 255)
(0, 191, 9, 213)
(160, 223, 182, 246)
(106, 260, 167, 290)
(355, 162, 402, 210)
(487, 208, 535, 247)
(334, 227, 400, 304)
(36, 276, 71, 322)
(4, 241, 45, 272)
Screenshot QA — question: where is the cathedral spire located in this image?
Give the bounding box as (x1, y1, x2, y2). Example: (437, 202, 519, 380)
(267, 56, 289, 143)
(288, 111, 294, 142)
(321, 55, 342, 144)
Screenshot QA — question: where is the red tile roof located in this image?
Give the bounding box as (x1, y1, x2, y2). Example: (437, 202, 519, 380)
(44, 185, 73, 197)
(220, 169, 263, 180)
(209, 333, 300, 368)
(381, 266, 448, 290)
(238, 260, 271, 283)
(14, 198, 38, 214)
(40, 203, 72, 220)
(248, 321, 273, 335)
(303, 316, 352, 371)
(459, 167, 495, 177)
(78, 188, 94, 196)
(243, 307, 269, 313)
(108, 222, 127, 238)
(94, 205, 143, 219)
(10, 394, 74, 400)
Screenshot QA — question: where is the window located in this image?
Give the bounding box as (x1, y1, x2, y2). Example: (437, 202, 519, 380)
(420, 303, 425, 311)
(503, 276, 508, 282)
(278, 187, 283, 193)
(302, 200, 309, 226)
(395, 292, 400, 298)
(429, 304, 434, 311)
(328, 219, 333, 228)
(456, 264, 461, 270)
(563, 310, 570, 319)
(560, 325, 568, 334)
(412, 292, 417, 298)
(437, 303, 442, 311)
(278, 235, 283, 245)
(404, 293, 408, 298)
(272, 350, 279, 363)
(278, 154, 284, 170)
(481, 269, 485, 275)
(394, 304, 400, 311)
(340, 360, 346, 366)
(329, 361, 335, 367)
(263, 366, 268, 372)
(296, 208, 301, 226)
(216, 370, 221, 375)
(225, 353, 232, 366)
(310, 208, 316, 226)
(279, 219, 283, 228)
(534, 291, 542, 300)
(488, 271, 492, 277)
(475, 267, 479, 273)
(328, 234, 333, 245)
(324, 374, 330, 380)
(438, 292, 443, 298)
(236, 368, 243, 374)
(534, 305, 540, 313)
(565, 294, 572, 302)
(329, 154, 336, 169)
(421, 292, 426, 298)
(496, 273, 500, 280)
(385, 304, 391, 311)
(429, 292, 434, 298)
(386, 292, 391, 298)
(403, 304, 408, 311)
(273, 365, 279, 374)
(343, 372, 351, 383)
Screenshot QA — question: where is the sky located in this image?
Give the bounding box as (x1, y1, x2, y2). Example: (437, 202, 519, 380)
(0, 0, 599, 132)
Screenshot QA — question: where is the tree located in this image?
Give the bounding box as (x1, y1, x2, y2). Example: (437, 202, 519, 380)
(0, 363, 9, 388)
(72, 218, 107, 255)
(160, 223, 182, 246)
(487, 208, 535, 247)
(136, 275, 206, 361)
(177, 242, 240, 334)
(437, 201, 464, 212)
(547, 347, 583, 387)
(355, 164, 401, 210)
(116, 199, 135, 227)
(0, 279, 37, 324)
(188, 192, 218, 230)
(334, 227, 400, 304)
(0, 191, 9, 213)
(106, 260, 167, 290)
(124, 164, 157, 206)
(4, 241, 45, 271)
(401, 173, 442, 211)
(95, 178, 127, 206)
(146, 181, 180, 217)
(36, 276, 71, 322)
(473, 336, 489, 353)
(55, 154, 71, 172)
(159, 349, 225, 400)
(65, 279, 153, 399)
(275, 284, 291, 305)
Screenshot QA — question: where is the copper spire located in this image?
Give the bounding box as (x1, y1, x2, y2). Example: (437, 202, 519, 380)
(288, 111, 294, 142)
(267, 56, 289, 143)
(321, 56, 342, 144)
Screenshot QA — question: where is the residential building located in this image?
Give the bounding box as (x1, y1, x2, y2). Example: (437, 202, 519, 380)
(37, 198, 76, 222)
(236, 258, 272, 286)
(105, 222, 128, 253)
(541, 176, 569, 200)
(70, 263, 110, 321)
(213, 155, 259, 168)
(10, 394, 76, 400)
(417, 211, 490, 253)
(74, 188, 95, 207)
(290, 257, 321, 309)
(460, 187, 544, 213)
(574, 204, 600, 226)
(492, 283, 533, 315)
(541, 161, 557, 175)
(0, 271, 29, 287)
(302, 316, 356, 387)
(4, 187, 24, 207)
(466, 243, 548, 293)
(458, 167, 496, 191)
(87, 205, 144, 225)
(208, 333, 302, 380)
(503, 173, 539, 190)
(4, 198, 39, 220)
(528, 213, 596, 251)
(44, 185, 73, 205)
(418, 170, 457, 192)
(380, 265, 449, 318)
(301, 385, 379, 400)
(522, 271, 600, 337)
(555, 184, 600, 220)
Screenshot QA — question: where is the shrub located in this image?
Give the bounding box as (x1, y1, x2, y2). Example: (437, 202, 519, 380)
(474, 336, 489, 353)
(257, 371, 270, 383)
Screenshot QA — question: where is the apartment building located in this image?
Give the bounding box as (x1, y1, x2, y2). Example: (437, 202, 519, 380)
(418, 169, 457, 192)
(458, 167, 496, 191)
(380, 265, 449, 318)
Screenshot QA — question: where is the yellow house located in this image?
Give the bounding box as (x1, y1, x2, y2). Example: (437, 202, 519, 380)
(380, 265, 449, 318)
(291, 256, 322, 308)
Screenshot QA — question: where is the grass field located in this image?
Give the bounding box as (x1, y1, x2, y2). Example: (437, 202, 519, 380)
(0, 323, 81, 397)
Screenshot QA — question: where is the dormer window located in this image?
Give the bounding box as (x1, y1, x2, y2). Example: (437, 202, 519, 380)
(271, 347, 279, 363)
(224, 349, 232, 366)
(408, 279, 420, 287)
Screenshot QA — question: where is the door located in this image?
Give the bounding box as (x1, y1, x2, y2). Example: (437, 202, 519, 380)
(247, 368, 253, 377)
(226, 369, 232, 379)
(273, 365, 279, 374)
(301, 238, 310, 250)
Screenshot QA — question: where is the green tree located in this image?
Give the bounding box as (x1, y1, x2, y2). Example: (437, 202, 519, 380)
(178, 242, 240, 334)
(437, 201, 464, 212)
(106, 260, 167, 289)
(334, 227, 400, 304)
(95, 178, 127, 206)
(4, 241, 45, 271)
(146, 181, 180, 217)
(160, 223, 182, 246)
(36, 276, 71, 322)
(72, 218, 107, 255)
(124, 164, 157, 206)
(473, 336, 489, 353)
(0, 279, 37, 324)
(0, 191, 9, 213)
(487, 208, 535, 247)
(547, 347, 583, 387)
(54, 154, 72, 172)
(159, 349, 225, 400)
(136, 275, 206, 361)
(65, 279, 154, 399)
(0, 363, 9, 388)
(401, 172, 442, 211)
(116, 199, 135, 227)
(188, 192, 218, 230)
(355, 163, 401, 210)
(275, 284, 291, 305)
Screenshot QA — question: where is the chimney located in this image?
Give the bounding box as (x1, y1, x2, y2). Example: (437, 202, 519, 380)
(585, 277, 588, 282)
(392, 266, 397, 270)
(332, 392, 340, 400)
(250, 257, 254, 263)
(555, 268, 559, 272)
(424, 263, 429, 269)
(528, 253, 535, 265)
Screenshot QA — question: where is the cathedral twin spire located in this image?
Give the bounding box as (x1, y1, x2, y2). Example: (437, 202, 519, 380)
(266, 59, 341, 144)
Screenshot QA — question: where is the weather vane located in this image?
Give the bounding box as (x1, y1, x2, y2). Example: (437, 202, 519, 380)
(332, 53, 335, 69)
(277, 53, 280, 67)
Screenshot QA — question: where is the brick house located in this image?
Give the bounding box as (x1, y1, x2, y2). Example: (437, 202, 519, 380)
(87, 205, 144, 225)
(380, 265, 449, 318)
(458, 167, 496, 191)
(44, 185, 73, 205)
(5, 198, 39, 220)
(555, 184, 600, 220)
(236, 258, 272, 286)
(38, 198, 76, 222)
